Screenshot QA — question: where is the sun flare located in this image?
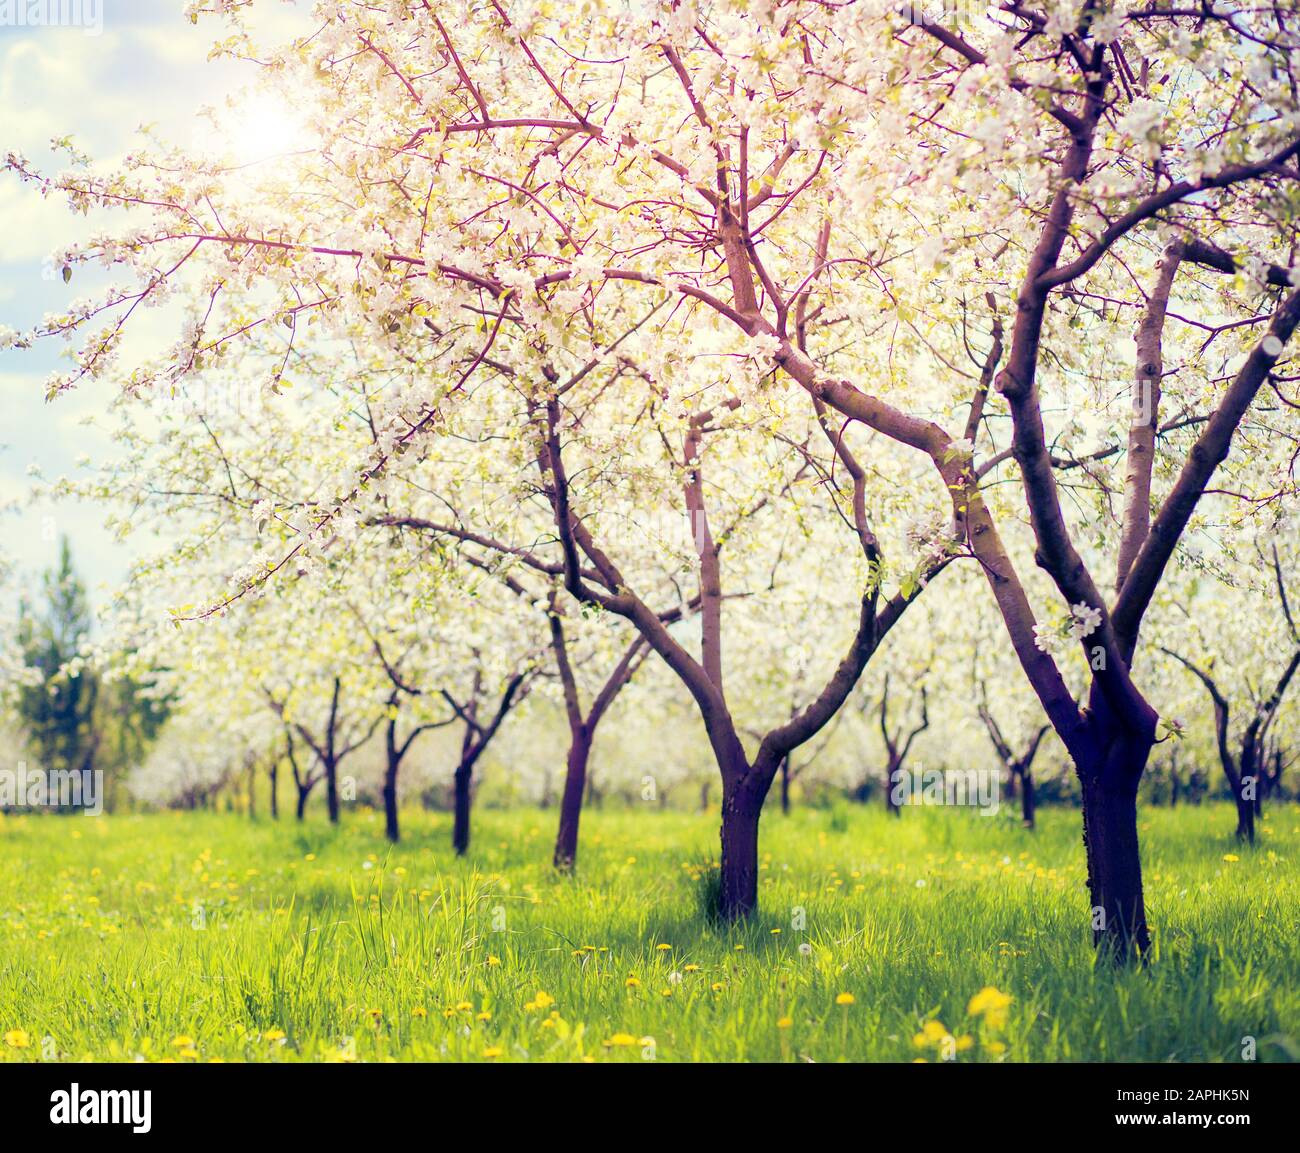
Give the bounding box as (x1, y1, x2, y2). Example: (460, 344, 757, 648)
(202, 91, 316, 167)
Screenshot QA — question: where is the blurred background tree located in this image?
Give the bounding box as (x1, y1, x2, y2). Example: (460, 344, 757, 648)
(13, 536, 169, 811)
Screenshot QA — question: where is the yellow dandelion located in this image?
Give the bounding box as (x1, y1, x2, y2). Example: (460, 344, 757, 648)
(411, 1008, 427, 1020)
(913, 1020, 949, 1048)
(835, 992, 856, 1006)
(603, 1032, 639, 1047)
(777, 1017, 793, 1030)
(169, 1035, 195, 1049)
(264, 1029, 287, 1042)
(967, 985, 1013, 1029)
(486, 955, 501, 967)
(483, 1046, 503, 1058)
(3, 1029, 31, 1049)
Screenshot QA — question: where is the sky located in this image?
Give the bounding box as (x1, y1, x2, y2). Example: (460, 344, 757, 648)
(0, 1, 297, 607)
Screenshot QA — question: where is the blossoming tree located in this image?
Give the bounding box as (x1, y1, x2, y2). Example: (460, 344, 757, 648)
(9, 0, 1300, 952)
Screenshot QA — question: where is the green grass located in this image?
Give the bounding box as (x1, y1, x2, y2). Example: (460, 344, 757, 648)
(0, 801, 1296, 1062)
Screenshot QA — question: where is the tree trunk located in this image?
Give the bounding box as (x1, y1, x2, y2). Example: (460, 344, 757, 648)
(1080, 757, 1150, 960)
(884, 757, 902, 816)
(382, 717, 402, 844)
(1226, 747, 1258, 843)
(718, 781, 763, 921)
(1248, 749, 1263, 819)
(325, 758, 340, 825)
(1234, 792, 1256, 844)
(269, 762, 279, 820)
(553, 726, 592, 871)
(780, 756, 791, 816)
(295, 783, 310, 821)
(383, 757, 400, 844)
(1020, 768, 1035, 830)
(452, 763, 472, 856)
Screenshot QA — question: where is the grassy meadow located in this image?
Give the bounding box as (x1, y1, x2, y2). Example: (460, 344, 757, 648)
(0, 802, 1296, 1063)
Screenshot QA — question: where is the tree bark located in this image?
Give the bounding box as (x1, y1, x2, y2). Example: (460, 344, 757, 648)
(780, 756, 791, 815)
(1233, 782, 1256, 844)
(1222, 757, 1255, 844)
(268, 760, 279, 820)
(1080, 744, 1150, 960)
(1117, 244, 1182, 587)
(1020, 768, 1035, 829)
(1234, 795, 1256, 844)
(322, 675, 344, 825)
(884, 757, 902, 816)
(553, 726, 592, 871)
(452, 763, 473, 856)
(383, 760, 400, 844)
(325, 758, 340, 825)
(295, 783, 310, 821)
(1237, 739, 1265, 842)
(718, 778, 764, 921)
(383, 717, 402, 844)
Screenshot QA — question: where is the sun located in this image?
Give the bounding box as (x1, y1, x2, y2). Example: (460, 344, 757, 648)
(199, 90, 317, 167)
